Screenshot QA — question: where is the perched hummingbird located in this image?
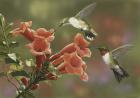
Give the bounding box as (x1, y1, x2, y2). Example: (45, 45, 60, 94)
(59, 3, 98, 41)
(98, 44, 133, 82)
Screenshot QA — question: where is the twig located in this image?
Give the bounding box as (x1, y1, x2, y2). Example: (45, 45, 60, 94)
(6, 74, 21, 94)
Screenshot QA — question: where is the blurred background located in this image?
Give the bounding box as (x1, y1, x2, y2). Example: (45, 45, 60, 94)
(0, 0, 140, 98)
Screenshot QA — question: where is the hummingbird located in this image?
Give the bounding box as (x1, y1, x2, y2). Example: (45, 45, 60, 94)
(59, 2, 98, 41)
(98, 44, 133, 82)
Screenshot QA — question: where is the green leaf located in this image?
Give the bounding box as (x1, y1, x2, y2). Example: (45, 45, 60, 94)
(9, 63, 24, 71)
(9, 41, 19, 48)
(25, 59, 35, 67)
(8, 53, 17, 62)
(10, 70, 29, 77)
(0, 52, 7, 56)
(43, 60, 49, 69)
(24, 92, 36, 98)
(5, 57, 19, 64)
(5, 57, 15, 64)
(5, 22, 13, 31)
(0, 13, 5, 27)
(5, 53, 19, 64)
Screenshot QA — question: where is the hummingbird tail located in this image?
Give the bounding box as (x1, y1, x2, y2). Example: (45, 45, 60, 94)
(112, 65, 129, 83)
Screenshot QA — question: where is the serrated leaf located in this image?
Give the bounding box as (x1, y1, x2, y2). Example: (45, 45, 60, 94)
(10, 70, 29, 77)
(0, 13, 5, 27)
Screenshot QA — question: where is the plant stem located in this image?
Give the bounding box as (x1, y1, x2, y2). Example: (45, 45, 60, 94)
(16, 71, 40, 98)
(16, 63, 49, 98)
(1, 23, 21, 97)
(6, 74, 21, 94)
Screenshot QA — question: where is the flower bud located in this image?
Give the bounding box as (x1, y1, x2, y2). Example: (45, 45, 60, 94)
(30, 84, 39, 90)
(45, 72, 58, 80)
(21, 77, 29, 86)
(36, 64, 42, 70)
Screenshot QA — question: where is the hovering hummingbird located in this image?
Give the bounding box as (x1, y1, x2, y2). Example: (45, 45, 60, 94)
(59, 2, 98, 41)
(98, 44, 133, 82)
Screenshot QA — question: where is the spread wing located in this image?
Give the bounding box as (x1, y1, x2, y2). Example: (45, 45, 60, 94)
(75, 2, 96, 19)
(111, 44, 133, 59)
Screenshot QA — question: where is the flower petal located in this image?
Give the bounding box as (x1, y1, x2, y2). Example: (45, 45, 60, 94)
(10, 21, 34, 41)
(74, 33, 89, 49)
(46, 36, 55, 42)
(26, 37, 51, 56)
(36, 28, 53, 38)
(20, 21, 32, 32)
(70, 52, 83, 67)
(80, 72, 88, 82)
(57, 63, 67, 74)
(36, 55, 46, 66)
(76, 46, 91, 57)
(50, 53, 62, 62)
(52, 56, 64, 67)
(22, 29, 35, 41)
(60, 43, 77, 54)
(50, 43, 76, 61)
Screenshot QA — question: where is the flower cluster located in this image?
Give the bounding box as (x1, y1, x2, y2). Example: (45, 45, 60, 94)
(11, 21, 91, 82)
(50, 33, 91, 81)
(10, 21, 57, 93)
(11, 21, 54, 69)
(7, 20, 92, 98)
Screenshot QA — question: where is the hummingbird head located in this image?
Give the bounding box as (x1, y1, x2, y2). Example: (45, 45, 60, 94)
(59, 18, 68, 27)
(98, 47, 109, 56)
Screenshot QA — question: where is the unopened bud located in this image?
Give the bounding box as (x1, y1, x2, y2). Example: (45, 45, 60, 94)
(21, 77, 29, 86)
(45, 72, 58, 80)
(30, 84, 39, 90)
(35, 64, 42, 70)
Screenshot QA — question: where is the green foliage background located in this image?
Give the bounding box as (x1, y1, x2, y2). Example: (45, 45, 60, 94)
(0, 0, 140, 98)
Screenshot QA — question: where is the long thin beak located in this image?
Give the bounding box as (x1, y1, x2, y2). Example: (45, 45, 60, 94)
(89, 46, 98, 50)
(93, 46, 98, 50)
(52, 22, 62, 33)
(58, 23, 63, 27)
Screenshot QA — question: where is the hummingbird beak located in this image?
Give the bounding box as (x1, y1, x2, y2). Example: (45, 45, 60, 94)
(97, 47, 102, 51)
(92, 45, 98, 49)
(89, 46, 98, 50)
(58, 22, 64, 27)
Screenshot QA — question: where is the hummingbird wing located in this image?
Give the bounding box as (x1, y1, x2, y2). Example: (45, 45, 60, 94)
(75, 2, 96, 19)
(111, 44, 133, 59)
